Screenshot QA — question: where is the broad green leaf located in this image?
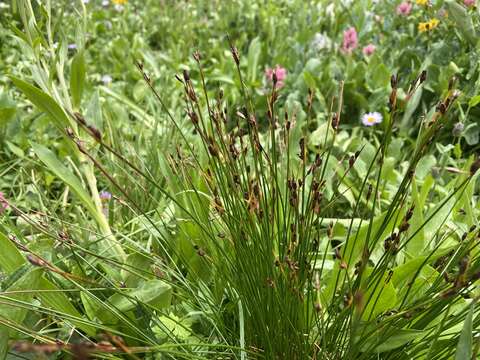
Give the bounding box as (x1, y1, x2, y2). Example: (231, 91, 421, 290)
(396, 265, 438, 305)
(343, 209, 401, 267)
(463, 123, 479, 146)
(401, 86, 422, 129)
(85, 90, 103, 129)
(154, 313, 192, 340)
(0, 233, 25, 273)
(31, 142, 100, 225)
(392, 248, 452, 289)
(446, 0, 478, 46)
(468, 95, 480, 108)
(0, 268, 43, 358)
(303, 71, 317, 89)
(121, 253, 153, 287)
(455, 161, 479, 227)
(406, 178, 425, 254)
(419, 175, 435, 207)
(31, 142, 124, 263)
(38, 278, 95, 336)
(247, 37, 261, 83)
(415, 155, 436, 180)
(0, 93, 16, 125)
(80, 291, 102, 321)
(361, 328, 424, 353)
(133, 79, 148, 102)
(352, 141, 376, 179)
(70, 50, 86, 109)
(0, 332, 6, 360)
(100, 86, 155, 128)
(188, 254, 212, 283)
(304, 58, 321, 73)
(455, 305, 473, 360)
(423, 194, 456, 242)
(309, 122, 334, 149)
(0, 268, 43, 322)
(210, 75, 236, 85)
(9, 76, 71, 128)
(105, 279, 172, 315)
(362, 268, 397, 321)
(5, 141, 25, 158)
(321, 210, 401, 306)
(370, 63, 390, 89)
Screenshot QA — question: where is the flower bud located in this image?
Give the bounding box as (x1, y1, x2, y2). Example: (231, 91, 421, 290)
(452, 122, 464, 137)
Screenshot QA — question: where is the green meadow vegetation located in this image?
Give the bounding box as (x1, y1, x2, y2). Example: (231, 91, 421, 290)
(0, 0, 480, 358)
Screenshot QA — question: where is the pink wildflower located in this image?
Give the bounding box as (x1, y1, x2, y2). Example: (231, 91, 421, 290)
(99, 191, 112, 201)
(464, 0, 475, 6)
(396, 2, 412, 16)
(99, 191, 112, 217)
(342, 27, 358, 54)
(265, 65, 287, 89)
(362, 44, 376, 56)
(0, 192, 8, 213)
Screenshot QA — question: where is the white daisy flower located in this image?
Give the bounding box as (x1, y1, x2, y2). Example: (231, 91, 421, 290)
(101, 74, 113, 85)
(311, 33, 332, 51)
(325, 3, 335, 18)
(361, 112, 383, 126)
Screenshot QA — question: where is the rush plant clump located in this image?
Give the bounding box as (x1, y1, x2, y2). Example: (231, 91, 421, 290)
(0, 1, 479, 359)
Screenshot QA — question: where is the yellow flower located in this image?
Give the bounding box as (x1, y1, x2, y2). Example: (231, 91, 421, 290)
(418, 18, 440, 32)
(418, 22, 428, 32)
(416, 0, 428, 5)
(429, 18, 439, 28)
(112, 0, 127, 4)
